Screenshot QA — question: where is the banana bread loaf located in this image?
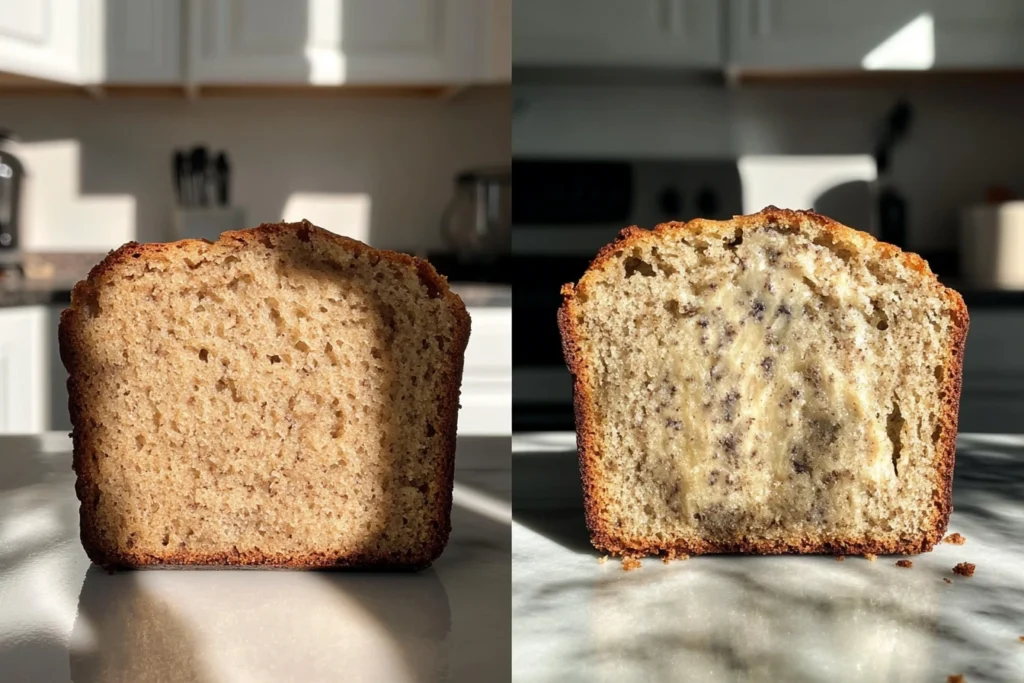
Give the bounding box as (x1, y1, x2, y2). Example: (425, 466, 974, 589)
(558, 208, 967, 558)
(60, 221, 470, 569)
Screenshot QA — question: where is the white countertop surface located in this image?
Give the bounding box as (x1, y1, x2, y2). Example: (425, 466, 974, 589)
(513, 432, 1024, 683)
(0, 433, 510, 683)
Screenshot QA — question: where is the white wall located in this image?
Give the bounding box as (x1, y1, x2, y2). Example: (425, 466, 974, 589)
(513, 82, 1024, 250)
(1, 86, 510, 251)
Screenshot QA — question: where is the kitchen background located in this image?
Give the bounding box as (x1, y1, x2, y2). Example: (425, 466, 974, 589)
(0, 0, 512, 438)
(513, 0, 1024, 434)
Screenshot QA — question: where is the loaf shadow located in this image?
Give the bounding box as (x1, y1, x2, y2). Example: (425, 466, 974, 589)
(71, 563, 451, 683)
(512, 450, 596, 555)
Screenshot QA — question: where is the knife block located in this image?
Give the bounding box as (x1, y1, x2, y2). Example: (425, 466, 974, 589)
(173, 207, 247, 242)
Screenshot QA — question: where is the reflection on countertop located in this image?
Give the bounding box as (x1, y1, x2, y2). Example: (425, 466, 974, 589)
(513, 433, 1024, 683)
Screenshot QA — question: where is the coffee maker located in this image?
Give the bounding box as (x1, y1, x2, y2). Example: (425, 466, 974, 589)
(0, 130, 24, 275)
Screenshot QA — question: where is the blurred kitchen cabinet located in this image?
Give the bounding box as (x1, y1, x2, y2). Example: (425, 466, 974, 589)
(484, 0, 511, 81)
(188, 0, 486, 84)
(0, 307, 47, 434)
(102, 0, 183, 83)
(0, 0, 85, 83)
(459, 307, 510, 435)
(513, 0, 722, 68)
(729, 0, 1024, 71)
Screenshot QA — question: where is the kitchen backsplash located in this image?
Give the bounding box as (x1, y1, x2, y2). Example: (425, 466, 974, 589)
(0, 86, 509, 252)
(514, 81, 1024, 250)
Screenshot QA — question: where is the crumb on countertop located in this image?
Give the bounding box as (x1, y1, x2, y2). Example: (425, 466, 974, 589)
(1018, 635, 1024, 643)
(622, 557, 642, 572)
(598, 556, 608, 565)
(895, 559, 913, 568)
(947, 675, 965, 683)
(835, 555, 845, 562)
(864, 553, 877, 562)
(952, 562, 975, 577)
(662, 556, 671, 564)
(943, 532, 966, 545)
(943, 578, 952, 584)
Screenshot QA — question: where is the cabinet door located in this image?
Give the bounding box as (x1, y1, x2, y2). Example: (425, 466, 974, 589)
(189, 0, 479, 85)
(513, 0, 721, 68)
(102, 0, 182, 83)
(459, 308, 511, 436)
(730, 0, 1024, 71)
(0, 0, 84, 83)
(0, 307, 46, 434)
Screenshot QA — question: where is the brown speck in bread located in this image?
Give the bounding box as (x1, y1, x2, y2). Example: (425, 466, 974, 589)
(558, 207, 967, 559)
(622, 557, 642, 572)
(943, 532, 966, 545)
(60, 221, 470, 570)
(835, 555, 845, 562)
(895, 559, 913, 568)
(864, 553, 877, 562)
(953, 562, 975, 577)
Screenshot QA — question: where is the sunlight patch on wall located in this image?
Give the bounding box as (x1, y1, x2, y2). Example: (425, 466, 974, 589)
(18, 140, 135, 251)
(281, 192, 371, 243)
(862, 13, 935, 71)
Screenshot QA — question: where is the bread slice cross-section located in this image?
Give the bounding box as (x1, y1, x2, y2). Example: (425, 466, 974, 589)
(60, 221, 470, 569)
(558, 208, 967, 558)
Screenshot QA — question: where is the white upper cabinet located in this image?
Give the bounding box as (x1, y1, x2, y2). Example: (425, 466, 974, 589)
(102, 0, 183, 83)
(513, 0, 722, 69)
(188, 0, 487, 84)
(729, 0, 1024, 71)
(0, 0, 85, 83)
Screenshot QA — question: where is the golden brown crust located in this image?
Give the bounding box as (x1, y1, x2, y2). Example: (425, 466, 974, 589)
(558, 207, 968, 558)
(60, 220, 470, 570)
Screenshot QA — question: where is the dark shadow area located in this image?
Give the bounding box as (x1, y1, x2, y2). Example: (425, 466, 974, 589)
(812, 179, 874, 235)
(512, 450, 594, 554)
(71, 564, 451, 683)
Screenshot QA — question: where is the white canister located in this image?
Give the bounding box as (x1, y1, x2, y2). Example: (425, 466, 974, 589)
(960, 202, 1024, 290)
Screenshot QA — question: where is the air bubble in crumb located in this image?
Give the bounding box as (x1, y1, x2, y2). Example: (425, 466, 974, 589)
(622, 557, 642, 571)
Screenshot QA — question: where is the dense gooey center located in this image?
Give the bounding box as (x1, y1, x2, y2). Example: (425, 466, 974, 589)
(584, 227, 940, 542)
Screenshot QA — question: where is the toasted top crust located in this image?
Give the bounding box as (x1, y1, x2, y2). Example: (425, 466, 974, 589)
(67, 220, 468, 323)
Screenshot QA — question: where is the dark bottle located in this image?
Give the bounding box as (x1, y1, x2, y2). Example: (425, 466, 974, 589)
(0, 130, 24, 254)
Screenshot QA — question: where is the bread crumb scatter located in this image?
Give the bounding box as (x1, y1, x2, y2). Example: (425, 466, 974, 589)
(597, 556, 608, 565)
(622, 557, 642, 572)
(943, 578, 952, 584)
(835, 555, 845, 562)
(947, 675, 965, 683)
(895, 559, 913, 568)
(1018, 635, 1024, 643)
(864, 553, 877, 562)
(559, 208, 966, 558)
(952, 562, 976, 577)
(943, 532, 966, 545)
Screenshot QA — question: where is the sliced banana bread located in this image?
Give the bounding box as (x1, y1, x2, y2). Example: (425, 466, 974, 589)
(60, 221, 470, 569)
(559, 208, 968, 558)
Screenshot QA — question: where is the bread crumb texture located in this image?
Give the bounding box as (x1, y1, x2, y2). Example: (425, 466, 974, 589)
(943, 532, 966, 545)
(60, 221, 470, 568)
(622, 557, 642, 571)
(559, 208, 967, 558)
(895, 559, 913, 568)
(953, 562, 976, 577)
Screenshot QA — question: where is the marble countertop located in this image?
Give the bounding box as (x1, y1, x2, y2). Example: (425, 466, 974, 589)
(513, 432, 1024, 683)
(0, 433, 510, 683)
